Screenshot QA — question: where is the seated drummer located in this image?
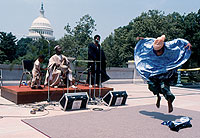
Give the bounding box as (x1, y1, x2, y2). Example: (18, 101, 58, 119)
(44, 45, 72, 87)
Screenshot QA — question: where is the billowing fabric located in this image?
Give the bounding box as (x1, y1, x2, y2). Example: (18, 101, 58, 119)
(134, 38, 191, 81)
(44, 54, 72, 87)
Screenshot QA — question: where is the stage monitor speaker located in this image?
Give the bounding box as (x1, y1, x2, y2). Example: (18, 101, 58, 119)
(59, 92, 89, 111)
(102, 91, 128, 106)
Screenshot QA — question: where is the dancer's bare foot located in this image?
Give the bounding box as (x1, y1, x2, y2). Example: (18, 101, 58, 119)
(156, 95, 161, 108)
(168, 99, 173, 113)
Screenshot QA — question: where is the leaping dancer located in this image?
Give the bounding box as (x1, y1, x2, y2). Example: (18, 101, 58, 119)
(134, 35, 192, 113)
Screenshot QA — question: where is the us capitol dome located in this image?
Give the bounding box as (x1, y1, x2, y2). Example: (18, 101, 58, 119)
(27, 3, 55, 40)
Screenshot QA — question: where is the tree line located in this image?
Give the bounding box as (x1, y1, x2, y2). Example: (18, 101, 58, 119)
(0, 10, 200, 69)
(102, 9, 200, 68)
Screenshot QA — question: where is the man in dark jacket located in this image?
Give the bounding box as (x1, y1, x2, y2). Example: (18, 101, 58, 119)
(87, 35, 110, 86)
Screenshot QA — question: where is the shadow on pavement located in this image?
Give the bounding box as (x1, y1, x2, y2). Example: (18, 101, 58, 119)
(139, 110, 193, 121)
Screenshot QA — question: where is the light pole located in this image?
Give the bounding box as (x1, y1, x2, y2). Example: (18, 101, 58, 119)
(45, 39, 51, 102)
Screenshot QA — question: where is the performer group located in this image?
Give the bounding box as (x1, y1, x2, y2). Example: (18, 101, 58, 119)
(31, 35, 110, 89)
(30, 34, 192, 113)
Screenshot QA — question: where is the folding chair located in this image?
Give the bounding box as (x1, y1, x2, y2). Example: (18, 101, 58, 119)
(19, 60, 34, 87)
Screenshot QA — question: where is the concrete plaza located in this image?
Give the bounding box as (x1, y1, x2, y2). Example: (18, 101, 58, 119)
(0, 79, 200, 138)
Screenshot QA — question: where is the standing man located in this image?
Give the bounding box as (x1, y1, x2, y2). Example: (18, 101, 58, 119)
(134, 35, 192, 113)
(87, 35, 110, 86)
(45, 45, 72, 87)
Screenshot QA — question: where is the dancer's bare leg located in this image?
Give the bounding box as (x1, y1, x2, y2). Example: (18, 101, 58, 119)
(167, 99, 173, 113)
(156, 94, 161, 108)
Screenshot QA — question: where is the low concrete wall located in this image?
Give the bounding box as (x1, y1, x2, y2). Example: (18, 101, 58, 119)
(126, 61, 144, 79)
(106, 67, 134, 79)
(0, 63, 144, 82)
(0, 64, 23, 80)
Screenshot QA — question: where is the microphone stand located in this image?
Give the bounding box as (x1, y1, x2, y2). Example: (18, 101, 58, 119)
(89, 66, 92, 100)
(93, 61, 96, 100)
(99, 44, 102, 99)
(47, 69, 51, 102)
(46, 39, 51, 103)
(74, 48, 79, 88)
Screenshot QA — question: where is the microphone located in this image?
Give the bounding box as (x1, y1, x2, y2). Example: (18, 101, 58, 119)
(95, 39, 100, 44)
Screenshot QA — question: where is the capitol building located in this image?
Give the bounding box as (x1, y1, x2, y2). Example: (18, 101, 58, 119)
(27, 3, 55, 40)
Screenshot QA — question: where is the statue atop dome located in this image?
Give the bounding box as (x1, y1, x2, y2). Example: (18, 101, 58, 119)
(40, 3, 45, 17)
(27, 3, 55, 41)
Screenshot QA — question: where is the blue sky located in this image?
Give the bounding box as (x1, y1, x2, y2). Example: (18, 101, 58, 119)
(1, 0, 199, 41)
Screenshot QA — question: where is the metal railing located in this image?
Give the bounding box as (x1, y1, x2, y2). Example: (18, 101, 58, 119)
(176, 67, 200, 86)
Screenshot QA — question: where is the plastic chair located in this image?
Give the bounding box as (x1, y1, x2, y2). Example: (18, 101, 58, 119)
(19, 60, 34, 87)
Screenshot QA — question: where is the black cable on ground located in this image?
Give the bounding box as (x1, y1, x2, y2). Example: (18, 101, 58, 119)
(92, 107, 104, 111)
(0, 109, 49, 118)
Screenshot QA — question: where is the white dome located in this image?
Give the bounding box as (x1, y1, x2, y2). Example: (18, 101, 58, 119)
(31, 16, 52, 30)
(27, 3, 55, 40)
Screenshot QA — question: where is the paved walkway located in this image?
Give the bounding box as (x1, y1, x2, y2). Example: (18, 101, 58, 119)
(0, 79, 200, 138)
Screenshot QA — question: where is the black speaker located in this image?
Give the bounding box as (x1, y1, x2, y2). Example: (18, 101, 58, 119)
(59, 92, 89, 111)
(102, 91, 128, 106)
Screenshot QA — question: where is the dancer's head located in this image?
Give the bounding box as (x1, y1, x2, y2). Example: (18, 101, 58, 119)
(153, 35, 165, 56)
(153, 35, 165, 51)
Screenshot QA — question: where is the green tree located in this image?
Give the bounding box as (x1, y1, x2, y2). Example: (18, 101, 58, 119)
(0, 50, 7, 64)
(0, 32, 17, 64)
(183, 10, 200, 67)
(13, 37, 57, 66)
(102, 9, 200, 68)
(59, 14, 96, 61)
(16, 37, 33, 58)
(101, 34, 115, 67)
